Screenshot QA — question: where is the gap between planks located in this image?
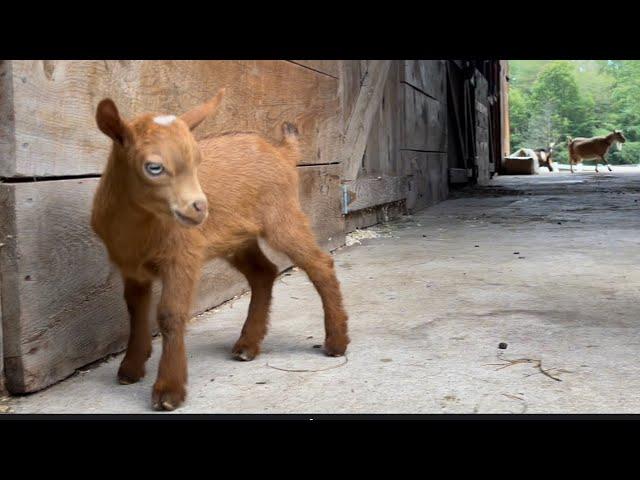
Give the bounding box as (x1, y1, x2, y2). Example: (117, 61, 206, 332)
(400, 81, 441, 102)
(0, 174, 102, 184)
(400, 148, 447, 154)
(286, 61, 339, 79)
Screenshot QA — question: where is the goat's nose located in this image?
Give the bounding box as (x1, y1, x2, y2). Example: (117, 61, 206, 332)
(193, 199, 207, 213)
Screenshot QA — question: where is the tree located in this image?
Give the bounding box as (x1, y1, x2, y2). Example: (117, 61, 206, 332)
(528, 61, 593, 139)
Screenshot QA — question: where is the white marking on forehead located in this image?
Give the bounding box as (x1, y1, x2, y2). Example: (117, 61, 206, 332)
(153, 115, 177, 126)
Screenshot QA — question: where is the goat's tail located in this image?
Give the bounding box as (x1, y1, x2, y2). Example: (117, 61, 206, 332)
(567, 136, 574, 153)
(280, 122, 302, 166)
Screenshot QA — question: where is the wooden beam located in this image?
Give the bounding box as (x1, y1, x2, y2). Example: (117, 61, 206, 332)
(500, 60, 511, 160)
(346, 175, 407, 212)
(0, 258, 4, 395)
(341, 60, 393, 183)
(0, 61, 15, 178)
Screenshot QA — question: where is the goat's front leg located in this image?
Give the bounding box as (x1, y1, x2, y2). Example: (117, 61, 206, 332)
(118, 277, 153, 384)
(602, 156, 613, 172)
(152, 258, 201, 411)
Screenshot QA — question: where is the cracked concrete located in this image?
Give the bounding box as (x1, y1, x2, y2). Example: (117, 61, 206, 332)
(5, 168, 640, 414)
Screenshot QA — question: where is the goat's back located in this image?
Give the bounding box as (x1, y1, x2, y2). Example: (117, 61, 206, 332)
(569, 136, 610, 159)
(197, 131, 301, 222)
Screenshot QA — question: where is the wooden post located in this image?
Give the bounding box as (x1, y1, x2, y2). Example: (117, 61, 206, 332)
(500, 60, 510, 162)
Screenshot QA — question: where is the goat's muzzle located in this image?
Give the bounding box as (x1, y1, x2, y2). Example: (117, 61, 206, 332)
(172, 198, 208, 227)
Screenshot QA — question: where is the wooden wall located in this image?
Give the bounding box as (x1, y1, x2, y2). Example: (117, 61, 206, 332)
(342, 60, 449, 229)
(0, 60, 457, 393)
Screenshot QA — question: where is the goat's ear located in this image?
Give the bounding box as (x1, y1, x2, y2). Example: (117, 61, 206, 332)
(179, 88, 225, 131)
(96, 99, 133, 146)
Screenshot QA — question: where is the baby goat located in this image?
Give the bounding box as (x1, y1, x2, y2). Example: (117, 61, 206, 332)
(568, 130, 626, 173)
(91, 90, 350, 411)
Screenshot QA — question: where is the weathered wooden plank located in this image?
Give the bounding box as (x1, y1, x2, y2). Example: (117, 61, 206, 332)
(401, 85, 447, 153)
(342, 60, 393, 182)
(475, 73, 491, 185)
(340, 61, 365, 134)
(401, 151, 448, 212)
(0, 61, 15, 178)
(0, 164, 344, 393)
(346, 175, 407, 212)
(0, 258, 4, 395)
(500, 60, 510, 160)
(361, 61, 402, 176)
(345, 201, 406, 233)
(290, 61, 339, 78)
(475, 70, 489, 106)
(401, 60, 446, 101)
(1, 60, 340, 177)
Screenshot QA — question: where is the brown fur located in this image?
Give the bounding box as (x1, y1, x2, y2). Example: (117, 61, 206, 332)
(91, 90, 349, 411)
(568, 131, 626, 173)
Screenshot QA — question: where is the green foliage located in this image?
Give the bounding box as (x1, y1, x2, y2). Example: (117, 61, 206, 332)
(508, 60, 640, 165)
(608, 141, 640, 165)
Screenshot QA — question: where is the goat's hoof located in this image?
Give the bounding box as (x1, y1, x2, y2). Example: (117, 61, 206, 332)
(117, 361, 145, 385)
(152, 383, 186, 412)
(232, 342, 259, 361)
(324, 336, 349, 357)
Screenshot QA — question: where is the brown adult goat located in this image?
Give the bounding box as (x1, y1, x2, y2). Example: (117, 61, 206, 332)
(91, 90, 350, 411)
(568, 130, 626, 173)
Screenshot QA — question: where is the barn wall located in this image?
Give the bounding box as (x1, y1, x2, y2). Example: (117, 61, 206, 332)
(0, 59, 480, 393)
(343, 60, 449, 228)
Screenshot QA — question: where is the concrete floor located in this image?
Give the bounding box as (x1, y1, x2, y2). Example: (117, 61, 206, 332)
(4, 169, 640, 414)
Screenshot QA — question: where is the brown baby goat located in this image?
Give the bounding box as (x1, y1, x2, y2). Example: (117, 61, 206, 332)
(91, 89, 349, 411)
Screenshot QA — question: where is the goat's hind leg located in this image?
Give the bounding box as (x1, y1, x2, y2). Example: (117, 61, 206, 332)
(227, 240, 278, 361)
(118, 277, 152, 384)
(264, 211, 349, 357)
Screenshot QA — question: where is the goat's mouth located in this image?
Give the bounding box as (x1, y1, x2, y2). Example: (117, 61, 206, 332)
(172, 209, 204, 227)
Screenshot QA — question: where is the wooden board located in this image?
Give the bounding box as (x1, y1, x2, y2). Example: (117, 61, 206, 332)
(0, 264, 3, 394)
(401, 151, 448, 212)
(0, 61, 15, 178)
(0, 60, 341, 178)
(340, 61, 367, 133)
(347, 175, 407, 212)
(345, 201, 406, 233)
(474, 71, 489, 106)
(290, 61, 339, 78)
(401, 84, 447, 153)
(401, 60, 446, 101)
(0, 164, 344, 393)
(361, 61, 402, 176)
(341, 61, 393, 182)
(475, 75, 491, 185)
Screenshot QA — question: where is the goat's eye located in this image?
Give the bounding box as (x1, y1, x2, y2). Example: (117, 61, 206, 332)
(144, 162, 165, 176)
